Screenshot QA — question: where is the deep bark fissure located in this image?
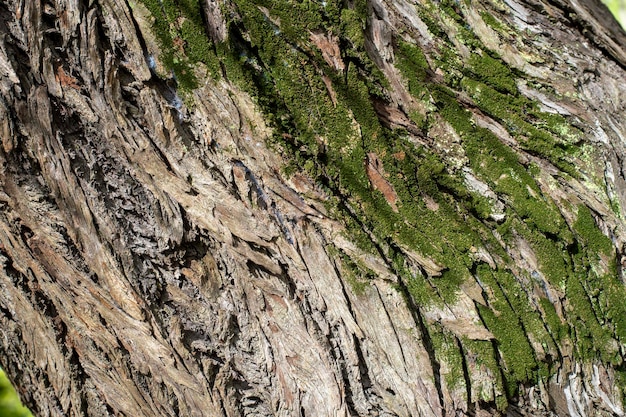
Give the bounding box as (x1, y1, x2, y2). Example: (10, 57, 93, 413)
(455, 336, 473, 414)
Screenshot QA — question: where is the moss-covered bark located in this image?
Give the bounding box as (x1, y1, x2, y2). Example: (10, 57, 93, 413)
(134, 0, 626, 409)
(1, 0, 626, 415)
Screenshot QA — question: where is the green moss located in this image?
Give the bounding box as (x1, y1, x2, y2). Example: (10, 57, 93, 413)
(137, 0, 219, 91)
(392, 31, 608, 378)
(462, 339, 506, 402)
(616, 370, 626, 404)
(475, 265, 541, 387)
(498, 203, 626, 364)
(404, 269, 439, 305)
(429, 324, 466, 392)
(599, 270, 626, 343)
(564, 206, 626, 357)
(519, 224, 570, 287)
(395, 40, 430, 99)
(134, 0, 626, 407)
(480, 11, 507, 32)
(469, 260, 557, 386)
(478, 302, 536, 389)
(568, 209, 626, 356)
(460, 77, 580, 176)
(538, 298, 568, 342)
(456, 116, 566, 236)
(340, 8, 366, 49)
(466, 53, 517, 94)
(219, 23, 491, 304)
(565, 272, 618, 362)
(495, 394, 509, 412)
(430, 85, 474, 133)
(417, 6, 448, 39)
(338, 250, 374, 295)
(468, 193, 495, 219)
(180, 19, 212, 63)
(573, 205, 613, 256)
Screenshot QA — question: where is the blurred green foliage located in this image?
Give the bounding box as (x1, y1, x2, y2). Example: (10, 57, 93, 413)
(603, 0, 626, 29)
(0, 368, 32, 417)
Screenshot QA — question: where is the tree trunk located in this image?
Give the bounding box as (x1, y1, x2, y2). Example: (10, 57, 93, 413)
(1, 0, 626, 415)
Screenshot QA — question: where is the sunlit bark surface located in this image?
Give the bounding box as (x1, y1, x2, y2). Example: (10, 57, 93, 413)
(1, 0, 626, 415)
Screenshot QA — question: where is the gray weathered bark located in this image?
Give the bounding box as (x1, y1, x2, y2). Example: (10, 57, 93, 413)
(0, 0, 626, 415)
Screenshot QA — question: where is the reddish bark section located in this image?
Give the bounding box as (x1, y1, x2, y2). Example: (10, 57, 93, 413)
(365, 152, 399, 212)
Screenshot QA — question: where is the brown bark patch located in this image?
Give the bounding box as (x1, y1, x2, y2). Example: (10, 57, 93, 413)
(321, 74, 338, 106)
(365, 152, 399, 212)
(55, 67, 80, 89)
(393, 151, 406, 161)
(309, 31, 345, 71)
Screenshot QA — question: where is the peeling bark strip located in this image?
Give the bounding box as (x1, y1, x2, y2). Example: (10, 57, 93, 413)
(0, 0, 626, 416)
(310, 31, 345, 71)
(365, 152, 399, 212)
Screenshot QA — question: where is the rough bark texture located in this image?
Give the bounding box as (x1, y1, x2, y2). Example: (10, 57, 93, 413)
(1, 0, 626, 416)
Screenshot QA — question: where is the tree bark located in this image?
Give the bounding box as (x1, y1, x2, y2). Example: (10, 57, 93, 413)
(0, 0, 626, 415)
